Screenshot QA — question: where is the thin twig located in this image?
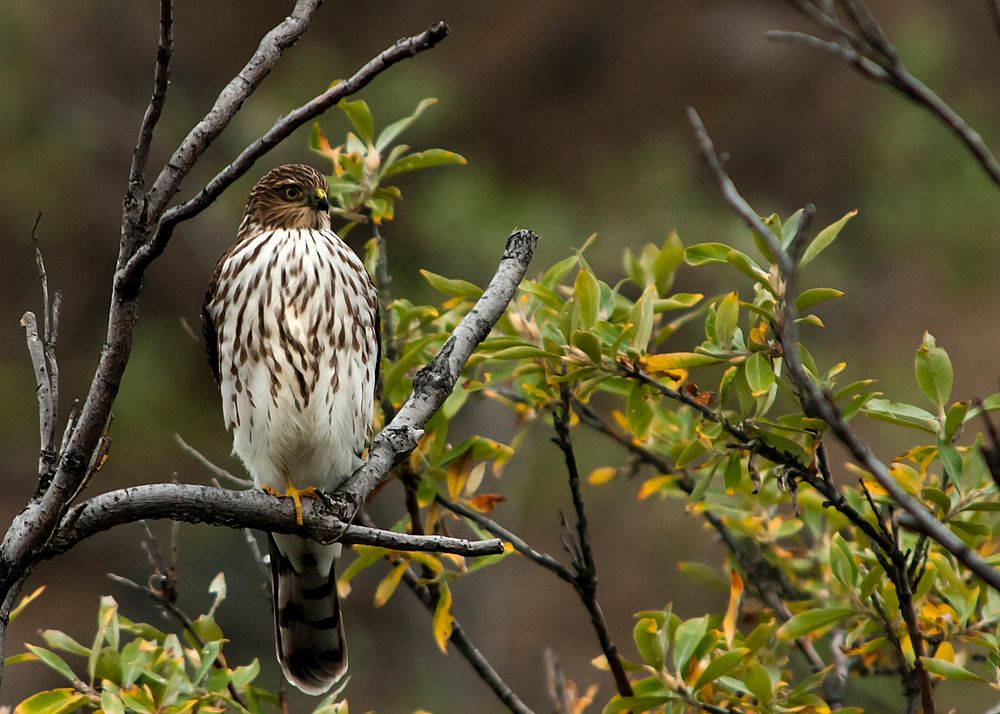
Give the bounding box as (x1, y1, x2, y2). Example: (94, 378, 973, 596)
(773, 1, 1000, 190)
(553, 383, 633, 699)
(128, 0, 173, 191)
(174, 433, 252, 488)
(21, 312, 53, 483)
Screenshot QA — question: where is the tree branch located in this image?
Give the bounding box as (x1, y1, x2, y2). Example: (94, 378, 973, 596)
(336, 229, 539, 510)
(143, 0, 322, 221)
(124, 20, 451, 290)
(40, 484, 503, 562)
(128, 0, 173, 192)
(553, 384, 633, 699)
(771, 1, 1000, 191)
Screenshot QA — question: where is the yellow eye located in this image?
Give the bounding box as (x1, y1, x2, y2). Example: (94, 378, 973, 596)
(282, 186, 303, 201)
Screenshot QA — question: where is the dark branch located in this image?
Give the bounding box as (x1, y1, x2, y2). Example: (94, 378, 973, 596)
(772, 1, 1000, 191)
(41, 484, 503, 562)
(129, 0, 173, 191)
(553, 384, 633, 699)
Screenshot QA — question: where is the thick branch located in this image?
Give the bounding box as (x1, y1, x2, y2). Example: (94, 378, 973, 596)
(337, 229, 539, 509)
(124, 20, 451, 288)
(41, 484, 503, 562)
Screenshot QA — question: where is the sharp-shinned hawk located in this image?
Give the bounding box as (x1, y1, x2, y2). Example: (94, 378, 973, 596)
(203, 164, 379, 694)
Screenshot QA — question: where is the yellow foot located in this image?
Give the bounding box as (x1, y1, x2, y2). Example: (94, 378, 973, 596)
(261, 484, 319, 526)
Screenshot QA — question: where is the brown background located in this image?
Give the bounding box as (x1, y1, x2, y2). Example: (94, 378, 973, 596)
(3, 1, 1000, 711)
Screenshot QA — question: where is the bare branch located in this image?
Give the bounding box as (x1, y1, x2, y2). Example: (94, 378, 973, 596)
(553, 384, 633, 699)
(338, 229, 539, 509)
(144, 0, 322, 221)
(129, 0, 173, 191)
(20, 312, 53, 481)
(123, 20, 451, 289)
(41, 483, 503, 562)
(174, 433, 252, 488)
(773, 1, 1000, 191)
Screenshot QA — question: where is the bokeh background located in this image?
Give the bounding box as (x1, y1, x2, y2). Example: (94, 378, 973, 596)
(3, 1, 1000, 711)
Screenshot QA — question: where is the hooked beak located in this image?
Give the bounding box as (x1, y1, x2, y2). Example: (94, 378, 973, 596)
(311, 188, 330, 212)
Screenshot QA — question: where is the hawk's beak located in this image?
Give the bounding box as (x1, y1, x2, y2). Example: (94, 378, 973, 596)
(312, 188, 330, 212)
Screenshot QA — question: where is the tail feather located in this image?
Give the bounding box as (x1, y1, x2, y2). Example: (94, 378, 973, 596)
(268, 534, 347, 695)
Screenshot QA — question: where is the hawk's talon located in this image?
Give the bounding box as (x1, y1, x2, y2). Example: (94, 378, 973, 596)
(261, 484, 320, 526)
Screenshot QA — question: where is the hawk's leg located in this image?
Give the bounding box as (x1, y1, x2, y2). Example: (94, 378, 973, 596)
(262, 478, 320, 526)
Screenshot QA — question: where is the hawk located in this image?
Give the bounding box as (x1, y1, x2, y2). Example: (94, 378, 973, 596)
(202, 164, 379, 694)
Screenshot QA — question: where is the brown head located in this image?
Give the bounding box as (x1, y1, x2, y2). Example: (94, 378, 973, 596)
(240, 164, 332, 235)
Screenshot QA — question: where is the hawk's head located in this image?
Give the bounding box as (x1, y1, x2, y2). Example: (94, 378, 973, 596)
(242, 164, 332, 232)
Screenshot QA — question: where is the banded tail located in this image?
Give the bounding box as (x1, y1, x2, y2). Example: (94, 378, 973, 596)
(268, 534, 347, 694)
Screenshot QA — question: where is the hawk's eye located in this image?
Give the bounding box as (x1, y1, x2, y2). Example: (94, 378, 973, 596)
(282, 186, 303, 201)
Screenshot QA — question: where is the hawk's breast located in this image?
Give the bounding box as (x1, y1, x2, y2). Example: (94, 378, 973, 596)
(207, 227, 378, 490)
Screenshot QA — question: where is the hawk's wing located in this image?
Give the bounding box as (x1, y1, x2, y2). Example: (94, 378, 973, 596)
(201, 250, 230, 386)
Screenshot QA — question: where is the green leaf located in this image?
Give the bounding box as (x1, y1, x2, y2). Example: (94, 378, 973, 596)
(744, 352, 774, 398)
(601, 694, 672, 714)
(725, 249, 769, 286)
(627, 384, 654, 440)
(920, 656, 985, 681)
(800, 209, 857, 266)
(14, 689, 87, 714)
(915, 332, 953, 409)
(743, 659, 773, 706)
(672, 616, 708, 673)
(863, 398, 939, 433)
(776, 607, 856, 640)
(207, 571, 227, 617)
(375, 97, 437, 153)
(338, 99, 375, 144)
(830, 534, 858, 588)
(945, 401, 970, 439)
(724, 451, 742, 495)
(382, 148, 467, 178)
(796, 288, 845, 310)
(571, 330, 603, 363)
(40, 630, 90, 658)
(685, 243, 731, 266)
(714, 292, 739, 348)
(24, 645, 78, 684)
(693, 648, 748, 691)
(653, 231, 685, 295)
(100, 690, 126, 714)
(420, 269, 483, 300)
(633, 618, 666, 669)
(574, 269, 601, 329)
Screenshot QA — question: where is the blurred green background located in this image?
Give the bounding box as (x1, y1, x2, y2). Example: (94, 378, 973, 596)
(3, 1, 1000, 710)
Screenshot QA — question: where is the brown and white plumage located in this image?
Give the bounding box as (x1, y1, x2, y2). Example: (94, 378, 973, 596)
(203, 164, 378, 694)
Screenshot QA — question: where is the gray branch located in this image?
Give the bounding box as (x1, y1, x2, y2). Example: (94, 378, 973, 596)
(336, 229, 539, 510)
(41, 484, 503, 561)
(20, 312, 52, 480)
(144, 0, 322, 221)
(123, 20, 451, 290)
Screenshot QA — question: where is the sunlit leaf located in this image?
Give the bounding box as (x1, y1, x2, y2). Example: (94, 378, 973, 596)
(723, 571, 743, 648)
(374, 563, 408, 608)
(645, 352, 723, 371)
(13, 688, 86, 714)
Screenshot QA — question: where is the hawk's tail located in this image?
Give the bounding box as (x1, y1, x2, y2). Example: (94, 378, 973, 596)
(268, 534, 347, 695)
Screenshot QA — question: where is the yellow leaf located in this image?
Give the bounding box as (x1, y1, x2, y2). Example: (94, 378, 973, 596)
(611, 410, 630, 432)
(724, 570, 744, 648)
(588, 467, 617, 485)
(862, 479, 888, 497)
(645, 353, 721, 371)
(9, 585, 45, 622)
(590, 655, 611, 671)
(433, 584, 453, 653)
(373, 563, 408, 608)
(637, 475, 673, 500)
(467, 493, 507, 513)
(464, 462, 487, 494)
(936, 640, 955, 663)
(447, 451, 473, 501)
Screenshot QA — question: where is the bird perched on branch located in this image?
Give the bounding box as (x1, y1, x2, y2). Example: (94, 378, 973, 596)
(202, 164, 379, 694)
